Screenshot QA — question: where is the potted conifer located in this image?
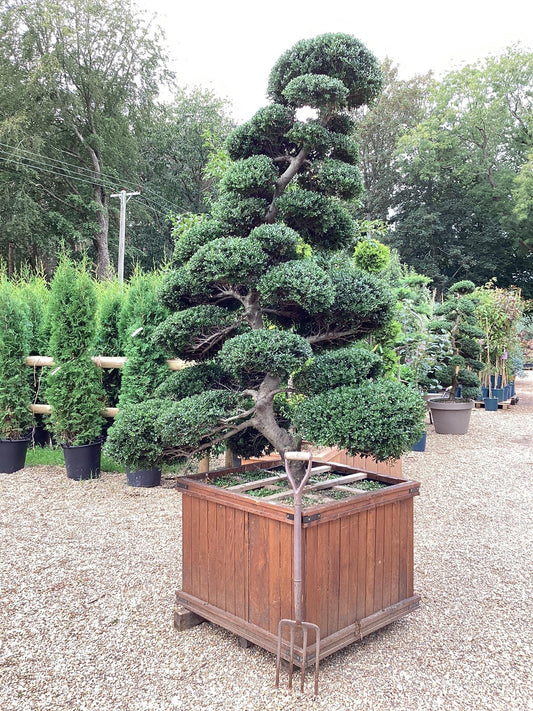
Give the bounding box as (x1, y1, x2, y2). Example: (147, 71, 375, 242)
(0, 279, 33, 473)
(107, 33, 426, 667)
(427, 281, 484, 433)
(103, 270, 169, 487)
(46, 258, 106, 480)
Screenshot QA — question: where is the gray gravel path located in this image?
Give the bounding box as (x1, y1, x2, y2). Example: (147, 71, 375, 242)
(1, 374, 532, 711)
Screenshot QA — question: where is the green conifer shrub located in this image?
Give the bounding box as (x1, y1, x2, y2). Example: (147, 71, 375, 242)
(46, 258, 105, 446)
(0, 279, 33, 439)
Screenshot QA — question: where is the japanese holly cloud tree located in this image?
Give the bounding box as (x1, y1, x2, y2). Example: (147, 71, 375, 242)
(105, 34, 426, 481)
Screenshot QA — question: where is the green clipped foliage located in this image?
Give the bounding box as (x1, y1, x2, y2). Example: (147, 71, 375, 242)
(117, 271, 169, 408)
(353, 239, 391, 273)
(248, 223, 300, 262)
(268, 33, 383, 109)
(172, 220, 225, 267)
(103, 399, 166, 470)
(327, 113, 356, 135)
(105, 34, 428, 470)
(157, 268, 195, 311)
(277, 188, 355, 249)
(257, 260, 335, 316)
(153, 305, 244, 360)
(297, 265, 394, 340)
(46, 258, 105, 446)
(0, 281, 33, 439)
(47, 258, 97, 362)
(294, 380, 426, 460)
(293, 346, 383, 394)
(211, 193, 269, 236)
(94, 282, 124, 408)
(299, 159, 364, 200)
(282, 74, 349, 109)
(218, 330, 313, 385)
(286, 121, 333, 155)
(328, 132, 360, 164)
(225, 104, 295, 160)
(157, 391, 242, 456)
(448, 280, 476, 295)
(106, 392, 246, 468)
(220, 155, 278, 199)
(155, 361, 228, 400)
(47, 360, 105, 446)
(187, 237, 268, 292)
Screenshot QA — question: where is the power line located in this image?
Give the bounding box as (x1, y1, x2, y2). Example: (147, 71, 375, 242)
(0, 143, 184, 216)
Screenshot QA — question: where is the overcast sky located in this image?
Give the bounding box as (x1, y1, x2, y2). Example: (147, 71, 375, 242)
(137, 0, 533, 121)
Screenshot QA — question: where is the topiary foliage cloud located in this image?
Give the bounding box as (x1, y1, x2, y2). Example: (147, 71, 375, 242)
(106, 34, 425, 479)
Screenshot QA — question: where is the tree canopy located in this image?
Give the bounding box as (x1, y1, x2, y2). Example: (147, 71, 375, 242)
(377, 47, 533, 296)
(104, 33, 426, 480)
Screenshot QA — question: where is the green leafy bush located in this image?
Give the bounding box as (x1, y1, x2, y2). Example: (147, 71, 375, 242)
(427, 280, 483, 400)
(353, 239, 391, 273)
(105, 34, 425, 478)
(103, 399, 166, 470)
(0, 280, 33, 439)
(218, 330, 313, 386)
(294, 380, 426, 460)
(293, 346, 383, 394)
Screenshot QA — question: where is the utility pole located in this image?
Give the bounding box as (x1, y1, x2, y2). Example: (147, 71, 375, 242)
(110, 189, 140, 282)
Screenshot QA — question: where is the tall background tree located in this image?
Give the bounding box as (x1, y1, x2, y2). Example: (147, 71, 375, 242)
(0, 0, 171, 277)
(353, 58, 433, 222)
(124, 88, 235, 273)
(385, 47, 533, 296)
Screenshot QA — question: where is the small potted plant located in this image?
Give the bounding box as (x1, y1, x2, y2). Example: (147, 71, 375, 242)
(103, 270, 169, 487)
(0, 279, 34, 472)
(426, 280, 484, 434)
(103, 399, 166, 485)
(45, 258, 106, 480)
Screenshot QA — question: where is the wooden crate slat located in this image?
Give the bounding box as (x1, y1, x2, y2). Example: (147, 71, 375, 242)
(226, 474, 287, 492)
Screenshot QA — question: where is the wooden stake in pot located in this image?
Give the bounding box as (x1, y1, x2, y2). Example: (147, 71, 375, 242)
(275, 451, 321, 695)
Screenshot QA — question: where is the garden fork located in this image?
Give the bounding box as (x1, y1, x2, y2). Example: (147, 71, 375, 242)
(275, 451, 321, 695)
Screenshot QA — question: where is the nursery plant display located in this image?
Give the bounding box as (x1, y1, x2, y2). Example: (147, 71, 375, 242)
(426, 280, 484, 433)
(0, 279, 33, 472)
(106, 33, 426, 672)
(474, 282, 525, 405)
(103, 270, 169, 486)
(45, 258, 106, 479)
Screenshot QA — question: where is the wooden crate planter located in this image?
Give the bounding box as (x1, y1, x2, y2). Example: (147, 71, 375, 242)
(176, 459, 420, 665)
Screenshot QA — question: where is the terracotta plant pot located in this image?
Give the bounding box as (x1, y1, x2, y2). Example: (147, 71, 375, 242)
(427, 399, 474, 435)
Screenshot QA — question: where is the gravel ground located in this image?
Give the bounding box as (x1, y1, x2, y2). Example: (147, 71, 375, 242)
(1, 374, 532, 711)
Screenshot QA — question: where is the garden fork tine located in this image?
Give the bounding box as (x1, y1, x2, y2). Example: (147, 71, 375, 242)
(275, 451, 321, 695)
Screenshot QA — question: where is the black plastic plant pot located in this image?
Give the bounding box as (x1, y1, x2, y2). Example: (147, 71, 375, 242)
(0, 438, 30, 473)
(126, 466, 161, 488)
(62, 440, 101, 481)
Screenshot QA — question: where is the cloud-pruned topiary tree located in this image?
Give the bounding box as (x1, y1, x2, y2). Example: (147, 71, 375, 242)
(109, 34, 426, 480)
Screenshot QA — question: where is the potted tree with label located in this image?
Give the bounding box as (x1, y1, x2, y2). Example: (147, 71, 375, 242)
(427, 280, 484, 433)
(0, 279, 34, 473)
(46, 258, 106, 480)
(107, 33, 426, 670)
